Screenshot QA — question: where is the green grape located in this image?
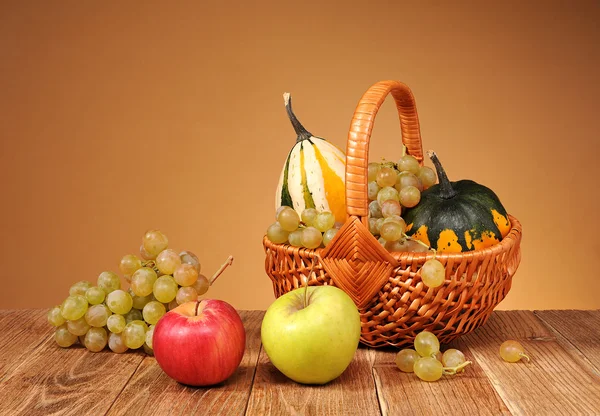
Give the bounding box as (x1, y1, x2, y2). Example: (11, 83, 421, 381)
(60, 295, 88, 321)
(381, 200, 402, 218)
(191, 274, 210, 296)
(377, 186, 400, 207)
(107, 314, 126, 333)
(383, 215, 406, 229)
(69, 281, 92, 297)
(301, 227, 323, 249)
(378, 237, 387, 246)
(108, 332, 128, 354)
(156, 249, 182, 275)
(67, 317, 91, 336)
(397, 154, 421, 175)
(368, 162, 381, 182)
(174, 263, 198, 286)
(85, 304, 111, 328)
(406, 239, 430, 252)
(144, 343, 154, 356)
(368, 218, 379, 235)
(145, 325, 155, 349)
(368, 181, 380, 201)
(123, 320, 148, 349)
(176, 286, 198, 305)
(395, 171, 422, 192)
(369, 200, 383, 218)
(143, 301, 166, 325)
(399, 185, 421, 208)
(442, 349, 466, 368)
(124, 308, 143, 323)
(97, 271, 121, 295)
(435, 351, 443, 362)
(421, 259, 445, 288)
(500, 340, 529, 363)
(288, 230, 303, 247)
(84, 327, 108, 352)
(47, 306, 66, 327)
(301, 208, 319, 226)
(376, 167, 398, 187)
(385, 239, 412, 252)
(55, 324, 78, 348)
(153, 276, 179, 303)
(266, 222, 289, 244)
(375, 218, 385, 234)
(119, 254, 142, 278)
(323, 228, 338, 246)
(130, 290, 154, 310)
(179, 251, 201, 274)
(131, 267, 158, 297)
(106, 289, 133, 315)
(380, 222, 403, 242)
(140, 244, 155, 260)
(278, 207, 301, 232)
(85, 286, 105, 305)
(314, 212, 335, 232)
(414, 357, 443, 382)
(275, 205, 288, 220)
(414, 331, 440, 357)
(396, 349, 420, 373)
(142, 229, 169, 257)
(418, 166, 437, 189)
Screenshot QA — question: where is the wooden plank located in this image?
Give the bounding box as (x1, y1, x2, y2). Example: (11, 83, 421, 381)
(461, 311, 600, 415)
(0, 337, 145, 415)
(372, 340, 510, 416)
(106, 310, 264, 416)
(245, 344, 381, 416)
(535, 310, 600, 377)
(0, 309, 53, 380)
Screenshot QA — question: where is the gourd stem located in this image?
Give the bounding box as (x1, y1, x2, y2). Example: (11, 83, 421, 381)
(428, 150, 457, 199)
(283, 93, 313, 142)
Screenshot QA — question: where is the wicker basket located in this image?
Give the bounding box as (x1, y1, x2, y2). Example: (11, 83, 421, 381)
(263, 80, 522, 348)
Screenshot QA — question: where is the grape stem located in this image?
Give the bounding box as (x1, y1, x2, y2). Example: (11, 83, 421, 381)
(519, 352, 531, 363)
(210, 255, 234, 285)
(402, 233, 437, 257)
(443, 360, 472, 375)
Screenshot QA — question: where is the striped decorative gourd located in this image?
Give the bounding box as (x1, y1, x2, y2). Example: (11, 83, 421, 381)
(275, 93, 346, 224)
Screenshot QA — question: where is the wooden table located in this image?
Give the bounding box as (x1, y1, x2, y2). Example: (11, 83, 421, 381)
(1, 310, 599, 415)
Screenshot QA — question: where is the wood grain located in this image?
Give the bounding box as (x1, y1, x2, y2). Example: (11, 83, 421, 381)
(0, 338, 144, 415)
(245, 345, 381, 416)
(106, 310, 264, 416)
(535, 310, 600, 377)
(0, 309, 53, 380)
(372, 340, 510, 416)
(462, 311, 600, 415)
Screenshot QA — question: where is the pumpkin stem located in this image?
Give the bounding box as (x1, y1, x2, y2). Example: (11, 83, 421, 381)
(428, 150, 457, 199)
(283, 93, 313, 143)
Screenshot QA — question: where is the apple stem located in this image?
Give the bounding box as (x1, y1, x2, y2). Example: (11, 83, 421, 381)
(209, 255, 234, 285)
(303, 258, 316, 309)
(195, 300, 201, 316)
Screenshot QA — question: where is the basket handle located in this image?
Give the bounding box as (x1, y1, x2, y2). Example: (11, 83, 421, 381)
(345, 80, 424, 220)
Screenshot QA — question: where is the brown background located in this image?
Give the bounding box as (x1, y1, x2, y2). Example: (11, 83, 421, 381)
(1, 1, 599, 310)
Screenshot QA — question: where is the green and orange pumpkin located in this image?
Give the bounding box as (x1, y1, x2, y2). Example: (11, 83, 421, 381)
(403, 152, 511, 253)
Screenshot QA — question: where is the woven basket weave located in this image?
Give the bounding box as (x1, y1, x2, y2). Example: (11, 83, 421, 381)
(263, 80, 522, 348)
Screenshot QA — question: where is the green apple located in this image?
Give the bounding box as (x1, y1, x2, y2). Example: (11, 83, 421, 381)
(261, 285, 361, 385)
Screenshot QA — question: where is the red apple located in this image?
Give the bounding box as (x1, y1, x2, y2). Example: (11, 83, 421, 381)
(153, 299, 246, 386)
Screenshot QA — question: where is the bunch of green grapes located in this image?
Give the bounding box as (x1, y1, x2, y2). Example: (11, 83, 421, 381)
(367, 152, 438, 254)
(266, 206, 340, 249)
(48, 230, 212, 355)
(395, 331, 472, 382)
